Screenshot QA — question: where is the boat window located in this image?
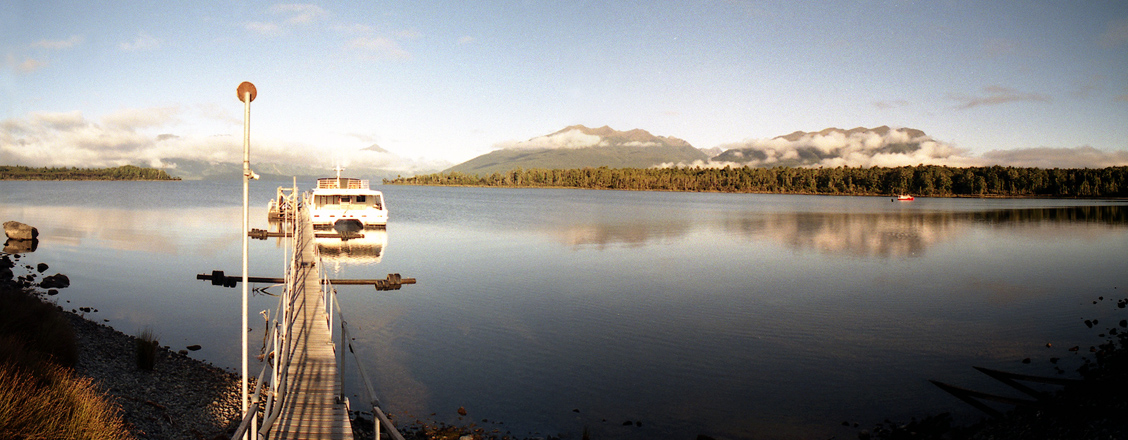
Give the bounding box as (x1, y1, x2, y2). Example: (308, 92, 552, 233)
(356, 195, 366, 203)
(340, 196, 351, 203)
(374, 195, 382, 210)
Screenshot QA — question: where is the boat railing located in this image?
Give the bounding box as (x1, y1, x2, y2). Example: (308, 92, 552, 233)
(317, 177, 370, 190)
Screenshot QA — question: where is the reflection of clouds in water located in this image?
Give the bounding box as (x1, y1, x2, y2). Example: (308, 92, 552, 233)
(344, 305, 433, 416)
(964, 277, 1048, 305)
(2, 204, 242, 255)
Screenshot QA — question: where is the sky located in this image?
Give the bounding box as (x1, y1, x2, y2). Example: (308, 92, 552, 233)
(3, 1, 1128, 173)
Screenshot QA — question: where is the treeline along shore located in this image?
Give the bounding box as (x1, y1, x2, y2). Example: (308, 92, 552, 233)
(385, 165, 1128, 198)
(0, 165, 179, 181)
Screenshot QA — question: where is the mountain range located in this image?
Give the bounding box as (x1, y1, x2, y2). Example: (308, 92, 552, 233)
(444, 125, 710, 175)
(447, 124, 935, 175)
(159, 125, 937, 180)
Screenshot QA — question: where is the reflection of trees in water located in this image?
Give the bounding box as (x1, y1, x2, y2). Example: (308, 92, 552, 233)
(971, 205, 1128, 226)
(555, 205, 1127, 257)
(558, 221, 692, 249)
(728, 205, 1127, 258)
(727, 212, 961, 258)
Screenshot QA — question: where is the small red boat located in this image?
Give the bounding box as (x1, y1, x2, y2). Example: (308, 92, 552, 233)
(895, 195, 915, 201)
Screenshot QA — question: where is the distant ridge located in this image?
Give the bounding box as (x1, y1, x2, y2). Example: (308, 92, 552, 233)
(774, 126, 926, 142)
(445, 125, 709, 175)
(361, 144, 389, 153)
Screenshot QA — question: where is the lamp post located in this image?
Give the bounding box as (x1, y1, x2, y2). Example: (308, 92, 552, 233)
(236, 81, 257, 440)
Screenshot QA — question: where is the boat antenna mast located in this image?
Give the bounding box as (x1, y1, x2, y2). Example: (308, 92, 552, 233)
(333, 164, 344, 188)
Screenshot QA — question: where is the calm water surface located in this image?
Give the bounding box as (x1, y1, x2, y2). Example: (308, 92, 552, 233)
(3, 181, 1127, 439)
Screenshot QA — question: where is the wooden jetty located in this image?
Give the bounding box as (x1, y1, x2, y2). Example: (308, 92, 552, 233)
(269, 205, 354, 440)
(208, 194, 409, 440)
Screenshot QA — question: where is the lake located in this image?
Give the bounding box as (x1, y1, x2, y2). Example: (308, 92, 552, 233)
(3, 180, 1127, 439)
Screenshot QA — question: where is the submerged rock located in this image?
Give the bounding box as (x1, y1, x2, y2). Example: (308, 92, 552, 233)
(40, 273, 70, 289)
(3, 221, 38, 240)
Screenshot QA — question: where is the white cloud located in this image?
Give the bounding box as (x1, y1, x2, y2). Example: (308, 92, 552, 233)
(872, 99, 909, 109)
(948, 85, 1050, 109)
(981, 146, 1128, 169)
(493, 129, 603, 150)
(705, 128, 978, 169)
(103, 107, 180, 129)
(16, 57, 47, 73)
(331, 23, 374, 35)
(268, 3, 329, 25)
(348, 36, 411, 60)
(247, 4, 329, 36)
(980, 38, 1018, 58)
(119, 32, 161, 51)
(458, 35, 475, 45)
(1100, 17, 1128, 47)
(1, 109, 239, 168)
(693, 127, 1128, 170)
(30, 35, 84, 50)
(393, 29, 421, 39)
(246, 21, 282, 36)
(9, 35, 80, 74)
(0, 108, 439, 175)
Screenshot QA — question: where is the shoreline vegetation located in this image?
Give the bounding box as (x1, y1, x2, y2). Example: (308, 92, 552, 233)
(0, 165, 179, 181)
(385, 165, 1128, 198)
(1, 251, 243, 439)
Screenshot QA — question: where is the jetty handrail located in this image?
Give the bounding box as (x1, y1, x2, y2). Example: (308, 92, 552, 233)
(319, 252, 406, 440)
(230, 189, 403, 440)
(230, 190, 302, 440)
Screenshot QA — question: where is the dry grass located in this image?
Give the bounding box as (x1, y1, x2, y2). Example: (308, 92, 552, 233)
(0, 358, 130, 440)
(0, 281, 130, 440)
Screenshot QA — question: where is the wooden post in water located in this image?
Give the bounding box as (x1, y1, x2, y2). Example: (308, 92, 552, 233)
(237, 81, 257, 440)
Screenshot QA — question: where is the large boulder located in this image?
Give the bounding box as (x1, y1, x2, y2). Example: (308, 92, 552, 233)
(4, 221, 38, 240)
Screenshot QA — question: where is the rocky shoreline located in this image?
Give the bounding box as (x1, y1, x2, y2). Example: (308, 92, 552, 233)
(64, 312, 244, 440)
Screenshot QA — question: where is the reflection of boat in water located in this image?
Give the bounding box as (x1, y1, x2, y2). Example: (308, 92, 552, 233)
(894, 195, 915, 201)
(309, 168, 388, 230)
(316, 228, 387, 264)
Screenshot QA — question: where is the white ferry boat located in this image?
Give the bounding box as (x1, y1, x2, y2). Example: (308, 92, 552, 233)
(309, 170, 388, 231)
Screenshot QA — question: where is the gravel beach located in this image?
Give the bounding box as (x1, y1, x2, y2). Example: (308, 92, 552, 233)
(65, 312, 244, 440)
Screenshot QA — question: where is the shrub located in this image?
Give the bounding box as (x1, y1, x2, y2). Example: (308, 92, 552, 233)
(0, 286, 77, 367)
(135, 327, 159, 371)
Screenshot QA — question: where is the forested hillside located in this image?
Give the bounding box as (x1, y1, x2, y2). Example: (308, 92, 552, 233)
(0, 165, 179, 180)
(385, 165, 1128, 198)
